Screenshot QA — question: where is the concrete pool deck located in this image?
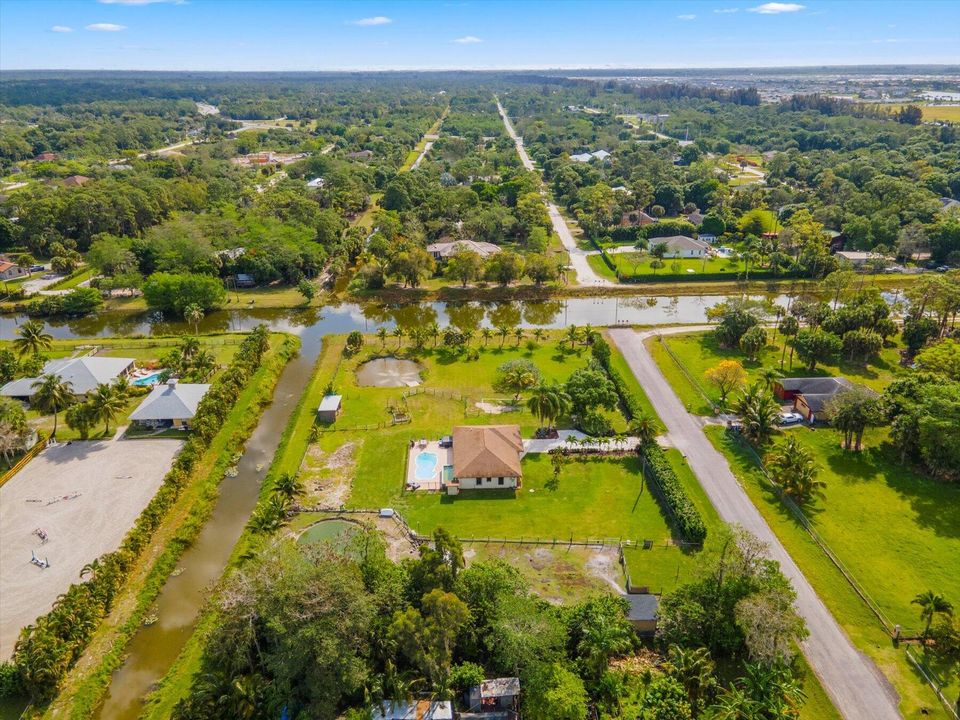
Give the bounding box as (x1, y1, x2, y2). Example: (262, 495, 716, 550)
(405, 440, 452, 492)
(0, 439, 182, 660)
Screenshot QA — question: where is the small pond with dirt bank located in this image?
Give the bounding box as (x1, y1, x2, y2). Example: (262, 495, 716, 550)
(297, 519, 360, 550)
(355, 357, 423, 387)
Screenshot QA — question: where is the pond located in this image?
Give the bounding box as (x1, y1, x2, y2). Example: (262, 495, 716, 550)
(297, 519, 360, 550)
(355, 357, 423, 387)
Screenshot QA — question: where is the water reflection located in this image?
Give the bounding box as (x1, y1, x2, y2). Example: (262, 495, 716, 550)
(0, 295, 799, 341)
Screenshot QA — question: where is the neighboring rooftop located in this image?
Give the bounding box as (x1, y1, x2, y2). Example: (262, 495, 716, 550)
(129, 380, 210, 422)
(625, 593, 659, 622)
(652, 235, 710, 253)
(318, 394, 342, 413)
(1, 357, 135, 398)
(452, 425, 523, 479)
(477, 677, 521, 699)
(427, 238, 501, 259)
(372, 700, 453, 720)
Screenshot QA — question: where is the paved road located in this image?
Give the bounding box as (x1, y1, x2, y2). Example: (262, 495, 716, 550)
(608, 326, 902, 720)
(495, 99, 613, 287)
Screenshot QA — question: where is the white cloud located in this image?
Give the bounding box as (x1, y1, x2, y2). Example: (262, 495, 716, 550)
(677, 14, 696, 20)
(748, 2, 805, 13)
(51, 25, 74, 32)
(349, 16, 392, 26)
(86, 22, 127, 31)
(453, 35, 483, 44)
(714, 7, 740, 12)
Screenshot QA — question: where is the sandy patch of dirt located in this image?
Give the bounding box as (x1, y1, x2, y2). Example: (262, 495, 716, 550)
(372, 516, 420, 562)
(474, 401, 520, 414)
(586, 548, 627, 593)
(300, 441, 357, 508)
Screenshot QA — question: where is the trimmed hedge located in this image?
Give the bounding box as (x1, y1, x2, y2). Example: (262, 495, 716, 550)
(639, 444, 708, 545)
(3, 326, 276, 703)
(590, 339, 706, 544)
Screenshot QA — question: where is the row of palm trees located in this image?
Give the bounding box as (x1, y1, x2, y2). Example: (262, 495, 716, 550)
(370, 323, 602, 353)
(32, 374, 130, 440)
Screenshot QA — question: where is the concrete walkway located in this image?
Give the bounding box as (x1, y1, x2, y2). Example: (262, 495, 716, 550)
(608, 326, 902, 720)
(495, 98, 613, 287)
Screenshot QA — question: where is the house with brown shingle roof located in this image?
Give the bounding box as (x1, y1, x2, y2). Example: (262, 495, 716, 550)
(63, 175, 91, 187)
(446, 425, 522, 495)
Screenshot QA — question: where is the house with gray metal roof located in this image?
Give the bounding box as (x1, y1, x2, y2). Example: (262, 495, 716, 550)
(1, 356, 135, 401)
(129, 379, 210, 429)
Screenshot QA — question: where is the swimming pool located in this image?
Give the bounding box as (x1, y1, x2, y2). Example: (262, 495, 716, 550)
(133, 372, 164, 386)
(414, 451, 439, 481)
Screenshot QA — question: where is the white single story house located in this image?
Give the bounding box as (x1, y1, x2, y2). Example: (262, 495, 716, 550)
(426, 238, 501, 261)
(650, 235, 711, 258)
(1, 356, 136, 401)
(0, 261, 29, 281)
(570, 149, 612, 163)
(834, 251, 889, 268)
(129, 379, 210, 429)
(372, 700, 452, 720)
(444, 425, 523, 495)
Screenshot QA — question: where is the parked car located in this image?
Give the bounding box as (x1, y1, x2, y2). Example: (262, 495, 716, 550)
(935, 266, 951, 273)
(779, 412, 804, 425)
(29, 264, 45, 272)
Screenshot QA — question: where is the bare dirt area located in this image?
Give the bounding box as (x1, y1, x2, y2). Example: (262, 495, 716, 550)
(372, 516, 419, 562)
(464, 543, 625, 604)
(299, 440, 356, 508)
(0, 439, 182, 660)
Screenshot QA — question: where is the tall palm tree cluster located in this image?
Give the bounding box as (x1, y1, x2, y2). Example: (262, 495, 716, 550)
(764, 435, 825, 505)
(163, 337, 217, 382)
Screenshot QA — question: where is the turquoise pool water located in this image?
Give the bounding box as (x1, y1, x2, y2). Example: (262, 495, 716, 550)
(414, 451, 439, 481)
(133, 371, 164, 386)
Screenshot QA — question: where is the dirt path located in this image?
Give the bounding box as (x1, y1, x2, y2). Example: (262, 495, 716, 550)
(609, 326, 901, 720)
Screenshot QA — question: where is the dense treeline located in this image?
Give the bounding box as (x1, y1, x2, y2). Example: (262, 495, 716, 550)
(171, 524, 810, 720)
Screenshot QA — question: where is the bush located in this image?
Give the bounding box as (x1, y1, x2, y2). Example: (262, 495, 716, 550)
(142, 272, 226, 314)
(579, 409, 614, 437)
(639, 445, 707, 544)
(24, 287, 103, 317)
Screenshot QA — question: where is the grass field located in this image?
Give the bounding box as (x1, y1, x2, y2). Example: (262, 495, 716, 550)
(649, 331, 958, 718)
(599, 252, 750, 281)
(876, 103, 960, 122)
(649, 330, 905, 415)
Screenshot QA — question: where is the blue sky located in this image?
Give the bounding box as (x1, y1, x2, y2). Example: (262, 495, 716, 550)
(1, 0, 958, 71)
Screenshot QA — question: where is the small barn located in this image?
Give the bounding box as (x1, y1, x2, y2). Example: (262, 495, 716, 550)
(625, 593, 659, 636)
(317, 394, 342, 423)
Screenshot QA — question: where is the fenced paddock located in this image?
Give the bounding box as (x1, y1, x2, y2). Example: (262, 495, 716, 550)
(0, 439, 182, 660)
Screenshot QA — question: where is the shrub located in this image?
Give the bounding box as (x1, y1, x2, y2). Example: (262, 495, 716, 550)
(639, 445, 707, 544)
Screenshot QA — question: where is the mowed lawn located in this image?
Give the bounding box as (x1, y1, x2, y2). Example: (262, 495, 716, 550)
(609, 253, 748, 279)
(650, 330, 905, 415)
(405, 454, 674, 542)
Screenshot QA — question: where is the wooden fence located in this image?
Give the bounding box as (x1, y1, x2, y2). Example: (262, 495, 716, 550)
(0, 434, 47, 489)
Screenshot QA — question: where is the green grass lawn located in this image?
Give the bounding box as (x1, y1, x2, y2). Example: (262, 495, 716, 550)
(646, 330, 956, 718)
(612, 254, 748, 279)
(46, 268, 95, 291)
(650, 330, 906, 415)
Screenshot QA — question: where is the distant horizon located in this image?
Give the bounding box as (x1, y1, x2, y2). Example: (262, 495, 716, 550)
(2, 0, 959, 72)
(3, 63, 959, 76)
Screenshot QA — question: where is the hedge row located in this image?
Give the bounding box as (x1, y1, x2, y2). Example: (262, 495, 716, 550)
(639, 444, 708, 545)
(4, 326, 274, 703)
(590, 339, 707, 545)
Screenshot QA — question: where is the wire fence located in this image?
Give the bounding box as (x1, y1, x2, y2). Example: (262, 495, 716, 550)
(663, 339, 959, 718)
(657, 334, 720, 412)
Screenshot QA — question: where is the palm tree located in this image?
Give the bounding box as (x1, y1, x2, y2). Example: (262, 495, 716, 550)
(89, 383, 125, 435)
(189, 349, 216, 380)
(13, 320, 53, 358)
(577, 611, 634, 681)
(179, 336, 201, 361)
(113, 375, 131, 402)
(526, 381, 571, 431)
(562, 324, 581, 350)
(376, 327, 388, 348)
(912, 590, 953, 644)
(667, 644, 716, 711)
(532, 328, 546, 345)
(392, 326, 405, 348)
(183, 303, 204, 335)
(31, 374, 74, 440)
(427, 321, 441, 347)
(462, 329, 475, 347)
(480, 328, 493, 347)
(628, 412, 658, 448)
(765, 435, 825, 504)
(735, 383, 781, 445)
(513, 327, 524, 346)
(80, 558, 102, 580)
(758, 366, 783, 391)
(496, 324, 510, 348)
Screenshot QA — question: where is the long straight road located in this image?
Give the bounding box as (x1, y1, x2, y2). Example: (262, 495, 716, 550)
(609, 326, 902, 720)
(495, 98, 613, 287)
